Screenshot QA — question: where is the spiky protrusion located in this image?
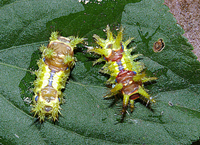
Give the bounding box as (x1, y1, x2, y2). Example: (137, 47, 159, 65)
(88, 25, 157, 122)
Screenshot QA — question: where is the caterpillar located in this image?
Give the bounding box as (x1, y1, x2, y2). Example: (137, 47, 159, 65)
(87, 25, 157, 121)
(32, 32, 84, 122)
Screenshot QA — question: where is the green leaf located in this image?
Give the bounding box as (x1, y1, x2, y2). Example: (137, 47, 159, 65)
(0, 0, 84, 49)
(1, 0, 200, 144)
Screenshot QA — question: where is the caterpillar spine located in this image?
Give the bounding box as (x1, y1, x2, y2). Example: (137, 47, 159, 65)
(32, 32, 84, 122)
(87, 25, 157, 121)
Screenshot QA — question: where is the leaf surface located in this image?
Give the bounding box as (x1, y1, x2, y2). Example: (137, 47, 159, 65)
(0, 0, 200, 144)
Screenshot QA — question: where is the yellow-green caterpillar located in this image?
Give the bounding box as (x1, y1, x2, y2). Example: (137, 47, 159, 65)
(88, 25, 157, 121)
(32, 32, 84, 122)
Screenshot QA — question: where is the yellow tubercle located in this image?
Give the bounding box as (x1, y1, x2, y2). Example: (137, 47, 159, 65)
(68, 36, 85, 48)
(141, 77, 157, 83)
(50, 31, 59, 41)
(106, 76, 116, 84)
(106, 25, 114, 42)
(43, 48, 55, 59)
(64, 55, 75, 65)
(123, 94, 130, 108)
(93, 57, 105, 66)
(132, 73, 146, 82)
(137, 86, 155, 103)
(93, 34, 106, 48)
(129, 100, 134, 112)
(124, 37, 134, 46)
(113, 26, 123, 49)
(88, 47, 110, 57)
(111, 83, 123, 93)
(39, 45, 47, 53)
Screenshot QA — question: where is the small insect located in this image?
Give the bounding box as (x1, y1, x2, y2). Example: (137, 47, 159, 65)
(87, 25, 157, 122)
(153, 38, 165, 52)
(32, 32, 84, 122)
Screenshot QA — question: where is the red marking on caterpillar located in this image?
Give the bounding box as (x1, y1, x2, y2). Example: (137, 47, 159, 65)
(87, 25, 157, 122)
(32, 32, 84, 122)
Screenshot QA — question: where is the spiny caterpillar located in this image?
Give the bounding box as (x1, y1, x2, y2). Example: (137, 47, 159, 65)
(87, 25, 157, 121)
(32, 32, 84, 122)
